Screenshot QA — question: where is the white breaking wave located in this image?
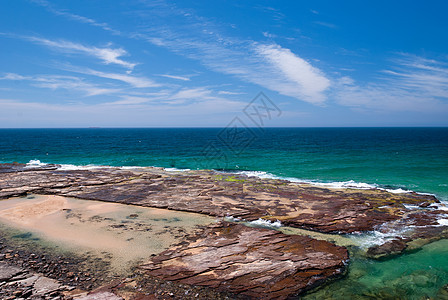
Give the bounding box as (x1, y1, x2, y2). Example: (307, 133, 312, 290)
(434, 204, 448, 211)
(164, 167, 191, 172)
(247, 218, 282, 228)
(120, 166, 146, 170)
(23, 160, 439, 200)
(25, 160, 112, 171)
(24, 160, 184, 172)
(347, 227, 410, 248)
(25, 159, 47, 168)
(57, 164, 108, 171)
(224, 216, 242, 222)
(438, 219, 448, 226)
(402, 204, 421, 210)
(232, 170, 438, 197)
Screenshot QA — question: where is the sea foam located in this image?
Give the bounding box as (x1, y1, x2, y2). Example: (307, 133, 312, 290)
(247, 218, 282, 228)
(24, 160, 439, 201)
(231, 169, 433, 196)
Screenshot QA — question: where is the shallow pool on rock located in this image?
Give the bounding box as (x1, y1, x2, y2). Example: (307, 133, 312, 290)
(0, 194, 216, 274)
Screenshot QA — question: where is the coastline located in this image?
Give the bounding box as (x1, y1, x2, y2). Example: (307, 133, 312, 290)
(1, 162, 448, 298)
(23, 159, 443, 200)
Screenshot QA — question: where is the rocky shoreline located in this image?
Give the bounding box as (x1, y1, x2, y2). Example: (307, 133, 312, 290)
(0, 162, 447, 299)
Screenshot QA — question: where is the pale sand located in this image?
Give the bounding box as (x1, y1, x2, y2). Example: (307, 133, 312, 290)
(0, 194, 356, 274)
(0, 194, 216, 274)
(0, 195, 68, 225)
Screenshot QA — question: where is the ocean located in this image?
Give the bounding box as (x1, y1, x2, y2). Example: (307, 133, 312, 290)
(1, 127, 448, 298)
(0, 127, 447, 200)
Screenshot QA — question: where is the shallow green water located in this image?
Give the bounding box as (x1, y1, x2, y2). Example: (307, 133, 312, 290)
(304, 240, 448, 300)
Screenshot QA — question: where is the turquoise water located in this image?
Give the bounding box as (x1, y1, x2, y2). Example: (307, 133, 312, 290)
(304, 240, 448, 299)
(1, 127, 448, 299)
(0, 128, 447, 200)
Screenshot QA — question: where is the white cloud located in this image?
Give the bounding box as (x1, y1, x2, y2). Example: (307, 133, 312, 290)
(218, 91, 244, 95)
(0, 73, 30, 80)
(35, 75, 120, 96)
(334, 55, 448, 112)
(0, 73, 120, 96)
(262, 32, 276, 38)
(24, 1, 331, 105)
(158, 74, 191, 81)
(24, 0, 446, 116)
(139, 28, 330, 104)
(30, 0, 121, 35)
(170, 87, 213, 100)
(26, 36, 136, 69)
(102, 87, 239, 107)
(255, 44, 330, 104)
(62, 65, 159, 88)
(105, 96, 153, 105)
(314, 21, 337, 29)
(0, 97, 245, 127)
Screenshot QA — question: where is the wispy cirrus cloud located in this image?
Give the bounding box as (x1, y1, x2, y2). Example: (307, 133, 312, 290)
(254, 44, 330, 104)
(137, 29, 331, 104)
(25, 36, 136, 69)
(60, 65, 159, 88)
(129, 1, 332, 104)
(158, 74, 191, 81)
(218, 91, 245, 95)
(334, 54, 448, 112)
(0, 73, 120, 96)
(262, 31, 277, 38)
(29, 0, 121, 35)
(22, 1, 332, 104)
(103, 87, 238, 107)
(0, 96, 246, 127)
(33, 75, 121, 96)
(314, 21, 337, 29)
(22, 0, 447, 115)
(0, 73, 30, 80)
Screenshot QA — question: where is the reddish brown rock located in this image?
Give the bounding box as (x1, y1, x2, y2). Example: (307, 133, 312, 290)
(0, 164, 442, 235)
(140, 223, 348, 299)
(1, 163, 446, 261)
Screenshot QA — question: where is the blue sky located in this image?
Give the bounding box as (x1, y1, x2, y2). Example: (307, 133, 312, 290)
(1, 0, 448, 127)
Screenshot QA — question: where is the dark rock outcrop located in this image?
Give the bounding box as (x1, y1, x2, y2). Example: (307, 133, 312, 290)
(366, 239, 408, 259)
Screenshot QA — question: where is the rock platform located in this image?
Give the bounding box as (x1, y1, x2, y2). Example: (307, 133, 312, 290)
(0, 163, 447, 298)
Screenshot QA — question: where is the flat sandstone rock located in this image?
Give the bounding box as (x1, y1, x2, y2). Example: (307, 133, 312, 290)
(140, 223, 348, 299)
(0, 164, 443, 235)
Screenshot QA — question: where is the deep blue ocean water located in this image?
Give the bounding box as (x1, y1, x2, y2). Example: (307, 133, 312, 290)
(0, 128, 447, 200)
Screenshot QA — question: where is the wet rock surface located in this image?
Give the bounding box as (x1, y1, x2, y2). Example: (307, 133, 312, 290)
(366, 238, 408, 259)
(141, 222, 348, 299)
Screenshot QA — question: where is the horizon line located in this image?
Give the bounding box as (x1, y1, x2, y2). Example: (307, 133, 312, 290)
(0, 126, 447, 129)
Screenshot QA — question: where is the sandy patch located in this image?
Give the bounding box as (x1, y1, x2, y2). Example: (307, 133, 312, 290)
(0, 195, 67, 225)
(0, 194, 215, 273)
